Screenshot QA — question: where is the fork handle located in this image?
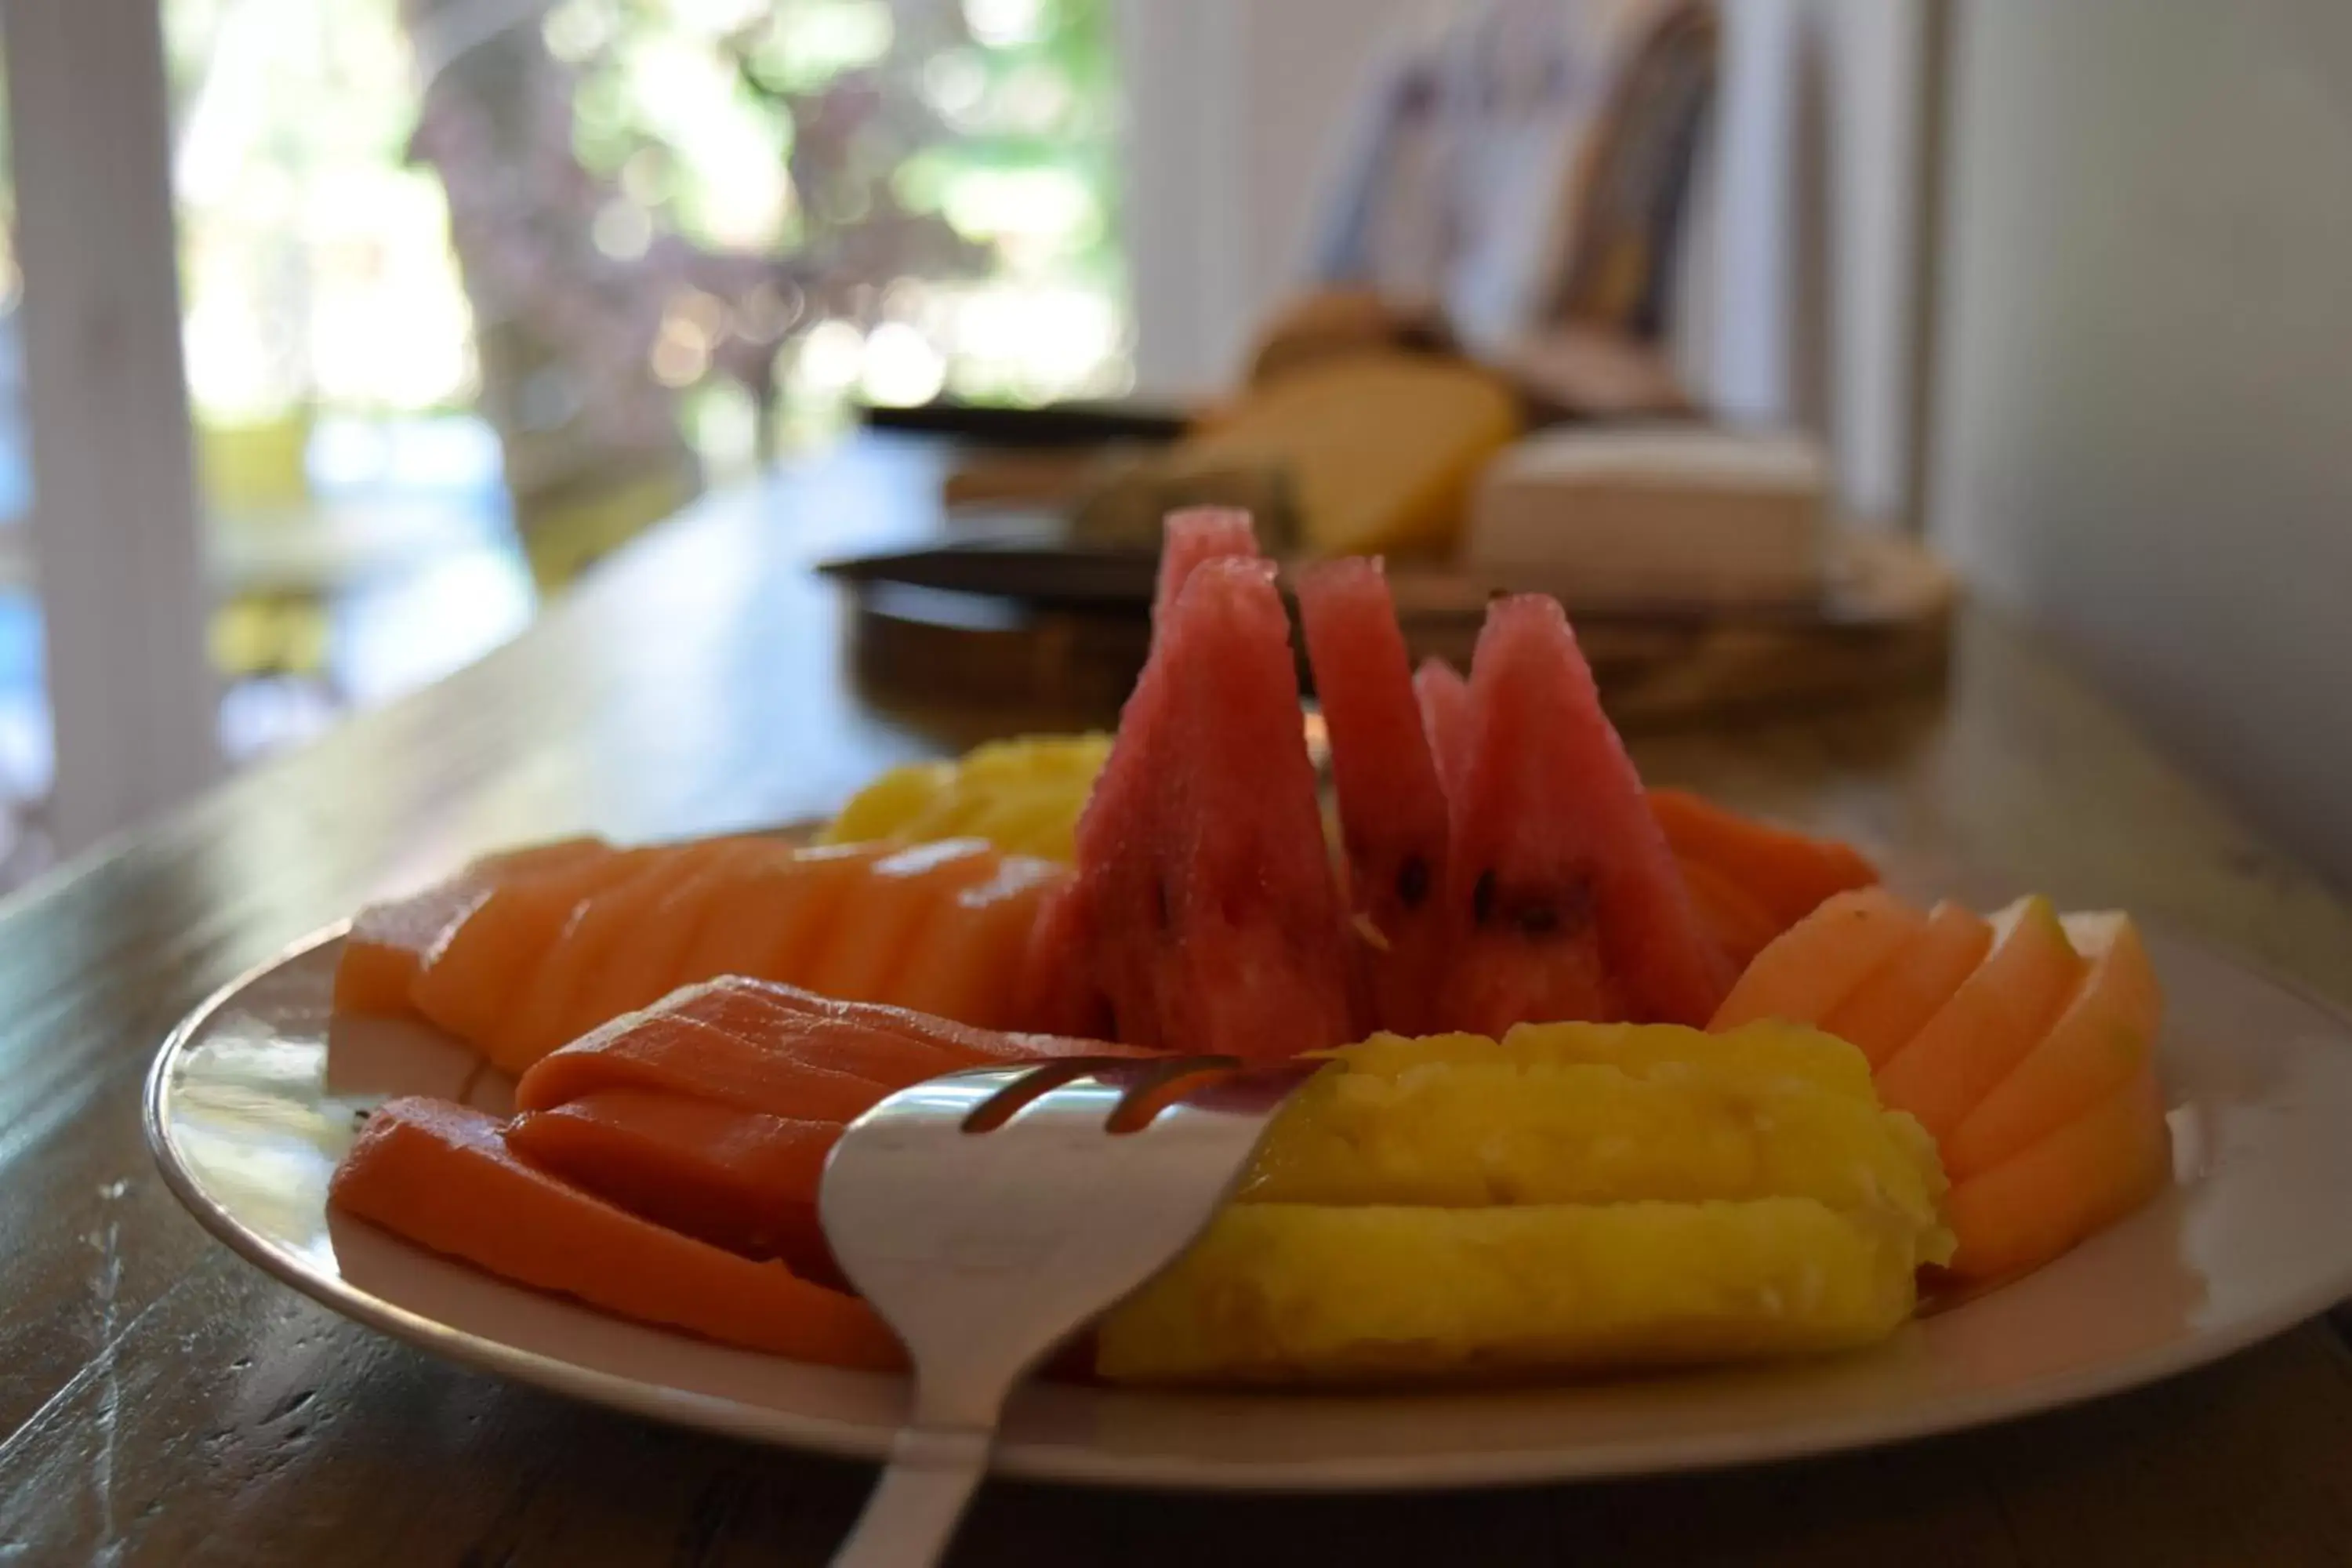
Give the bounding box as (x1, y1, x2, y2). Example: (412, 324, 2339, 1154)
(830, 1426, 990, 1568)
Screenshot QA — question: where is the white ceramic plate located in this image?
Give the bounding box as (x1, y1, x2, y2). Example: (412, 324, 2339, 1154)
(146, 925, 2352, 1491)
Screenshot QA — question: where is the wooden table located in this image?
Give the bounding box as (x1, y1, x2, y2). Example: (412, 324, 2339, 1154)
(5, 435, 2351, 1566)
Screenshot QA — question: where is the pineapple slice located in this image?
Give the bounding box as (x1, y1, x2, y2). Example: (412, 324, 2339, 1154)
(818, 760, 952, 847)
(816, 735, 1111, 862)
(1247, 1058, 1945, 1245)
(1098, 1022, 1953, 1386)
(1335, 1021, 1875, 1101)
(1098, 1200, 1922, 1385)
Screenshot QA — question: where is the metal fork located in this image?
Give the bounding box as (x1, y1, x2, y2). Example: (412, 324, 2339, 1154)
(818, 1053, 1318, 1568)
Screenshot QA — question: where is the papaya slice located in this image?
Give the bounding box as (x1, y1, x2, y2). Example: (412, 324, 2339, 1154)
(1944, 913, 2162, 1180)
(1820, 900, 1995, 1067)
(492, 840, 743, 1076)
(515, 1004, 902, 1123)
(504, 1091, 837, 1265)
(1875, 895, 2085, 1141)
(559, 845, 753, 1044)
(1676, 854, 1786, 972)
(1646, 789, 1880, 929)
(1709, 887, 1928, 1033)
(330, 1096, 900, 1368)
(408, 847, 659, 1051)
(335, 837, 608, 1017)
(882, 855, 1068, 1029)
(1944, 1067, 2171, 1279)
(670, 840, 886, 989)
(797, 839, 1004, 1006)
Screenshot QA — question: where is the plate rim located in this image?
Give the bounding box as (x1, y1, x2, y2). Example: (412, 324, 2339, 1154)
(143, 919, 2352, 1493)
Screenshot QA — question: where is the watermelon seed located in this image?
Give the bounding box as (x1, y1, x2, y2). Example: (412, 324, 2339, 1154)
(1471, 869, 1595, 939)
(1152, 881, 1171, 931)
(1396, 855, 1431, 909)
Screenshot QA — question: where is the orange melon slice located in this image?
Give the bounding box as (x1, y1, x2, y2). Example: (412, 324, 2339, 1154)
(1647, 789, 1880, 928)
(880, 854, 1069, 1029)
(330, 1095, 900, 1368)
(1676, 854, 1786, 972)
(1944, 1066, 2170, 1279)
(558, 847, 751, 1044)
(1820, 900, 1995, 1067)
(1708, 887, 1928, 1033)
(1874, 895, 2085, 1142)
(663, 975, 972, 1083)
(797, 839, 1004, 1005)
(672, 841, 887, 989)
(504, 1090, 837, 1265)
(408, 848, 657, 1051)
(514, 1001, 904, 1124)
(1944, 913, 2162, 1181)
(489, 841, 746, 1076)
(335, 837, 607, 1016)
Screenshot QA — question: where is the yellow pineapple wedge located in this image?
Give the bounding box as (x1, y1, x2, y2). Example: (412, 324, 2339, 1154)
(815, 734, 1111, 862)
(1096, 1200, 1924, 1385)
(1098, 1022, 1952, 1386)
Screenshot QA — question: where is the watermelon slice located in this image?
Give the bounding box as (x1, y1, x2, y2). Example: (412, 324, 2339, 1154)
(1414, 656, 1473, 799)
(1052, 556, 1356, 1059)
(1440, 595, 1732, 1032)
(1154, 507, 1260, 620)
(1296, 557, 1454, 1034)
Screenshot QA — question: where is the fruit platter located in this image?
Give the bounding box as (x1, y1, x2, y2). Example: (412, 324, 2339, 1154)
(146, 510, 2352, 1486)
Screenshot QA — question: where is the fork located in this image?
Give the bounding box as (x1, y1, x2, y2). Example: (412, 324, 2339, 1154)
(818, 1053, 1318, 1568)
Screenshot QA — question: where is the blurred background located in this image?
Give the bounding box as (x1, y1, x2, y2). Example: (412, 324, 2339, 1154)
(0, 0, 2347, 900)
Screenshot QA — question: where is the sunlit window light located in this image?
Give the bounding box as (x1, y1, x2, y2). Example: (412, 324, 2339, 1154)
(651, 316, 714, 388)
(964, 0, 1046, 50)
(761, 0, 897, 89)
(861, 322, 948, 407)
(797, 319, 868, 391)
(593, 199, 655, 260)
(671, 0, 770, 38)
(543, 0, 618, 64)
(921, 49, 989, 126)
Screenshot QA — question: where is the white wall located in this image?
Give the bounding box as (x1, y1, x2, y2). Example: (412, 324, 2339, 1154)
(1116, 0, 1437, 395)
(1116, 0, 1933, 527)
(1929, 0, 2352, 890)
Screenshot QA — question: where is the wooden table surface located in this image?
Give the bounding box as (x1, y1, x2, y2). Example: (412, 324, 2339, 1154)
(5, 435, 2351, 1566)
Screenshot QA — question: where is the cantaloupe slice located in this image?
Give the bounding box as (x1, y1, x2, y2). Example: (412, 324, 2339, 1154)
(1708, 888, 1928, 1033)
(1820, 900, 1995, 1067)
(1873, 895, 2085, 1142)
(1676, 855, 1785, 971)
(881, 855, 1067, 1029)
(515, 1000, 905, 1123)
(670, 840, 885, 989)
(1944, 913, 2161, 1181)
(559, 848, 749, 1044)
(503, 1090, 837, 1264)
(335, 837, 607, 1016)
(330, 1095, 901, 1368)
(1647, 789, 1880, 929)
(1944, 1066, 2170, 1279)
(669, 976, 975, 1083)
(408, 848, 658, 1051)
(489, 841, 746, 1076)
(797, 838, 1004, 1005)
